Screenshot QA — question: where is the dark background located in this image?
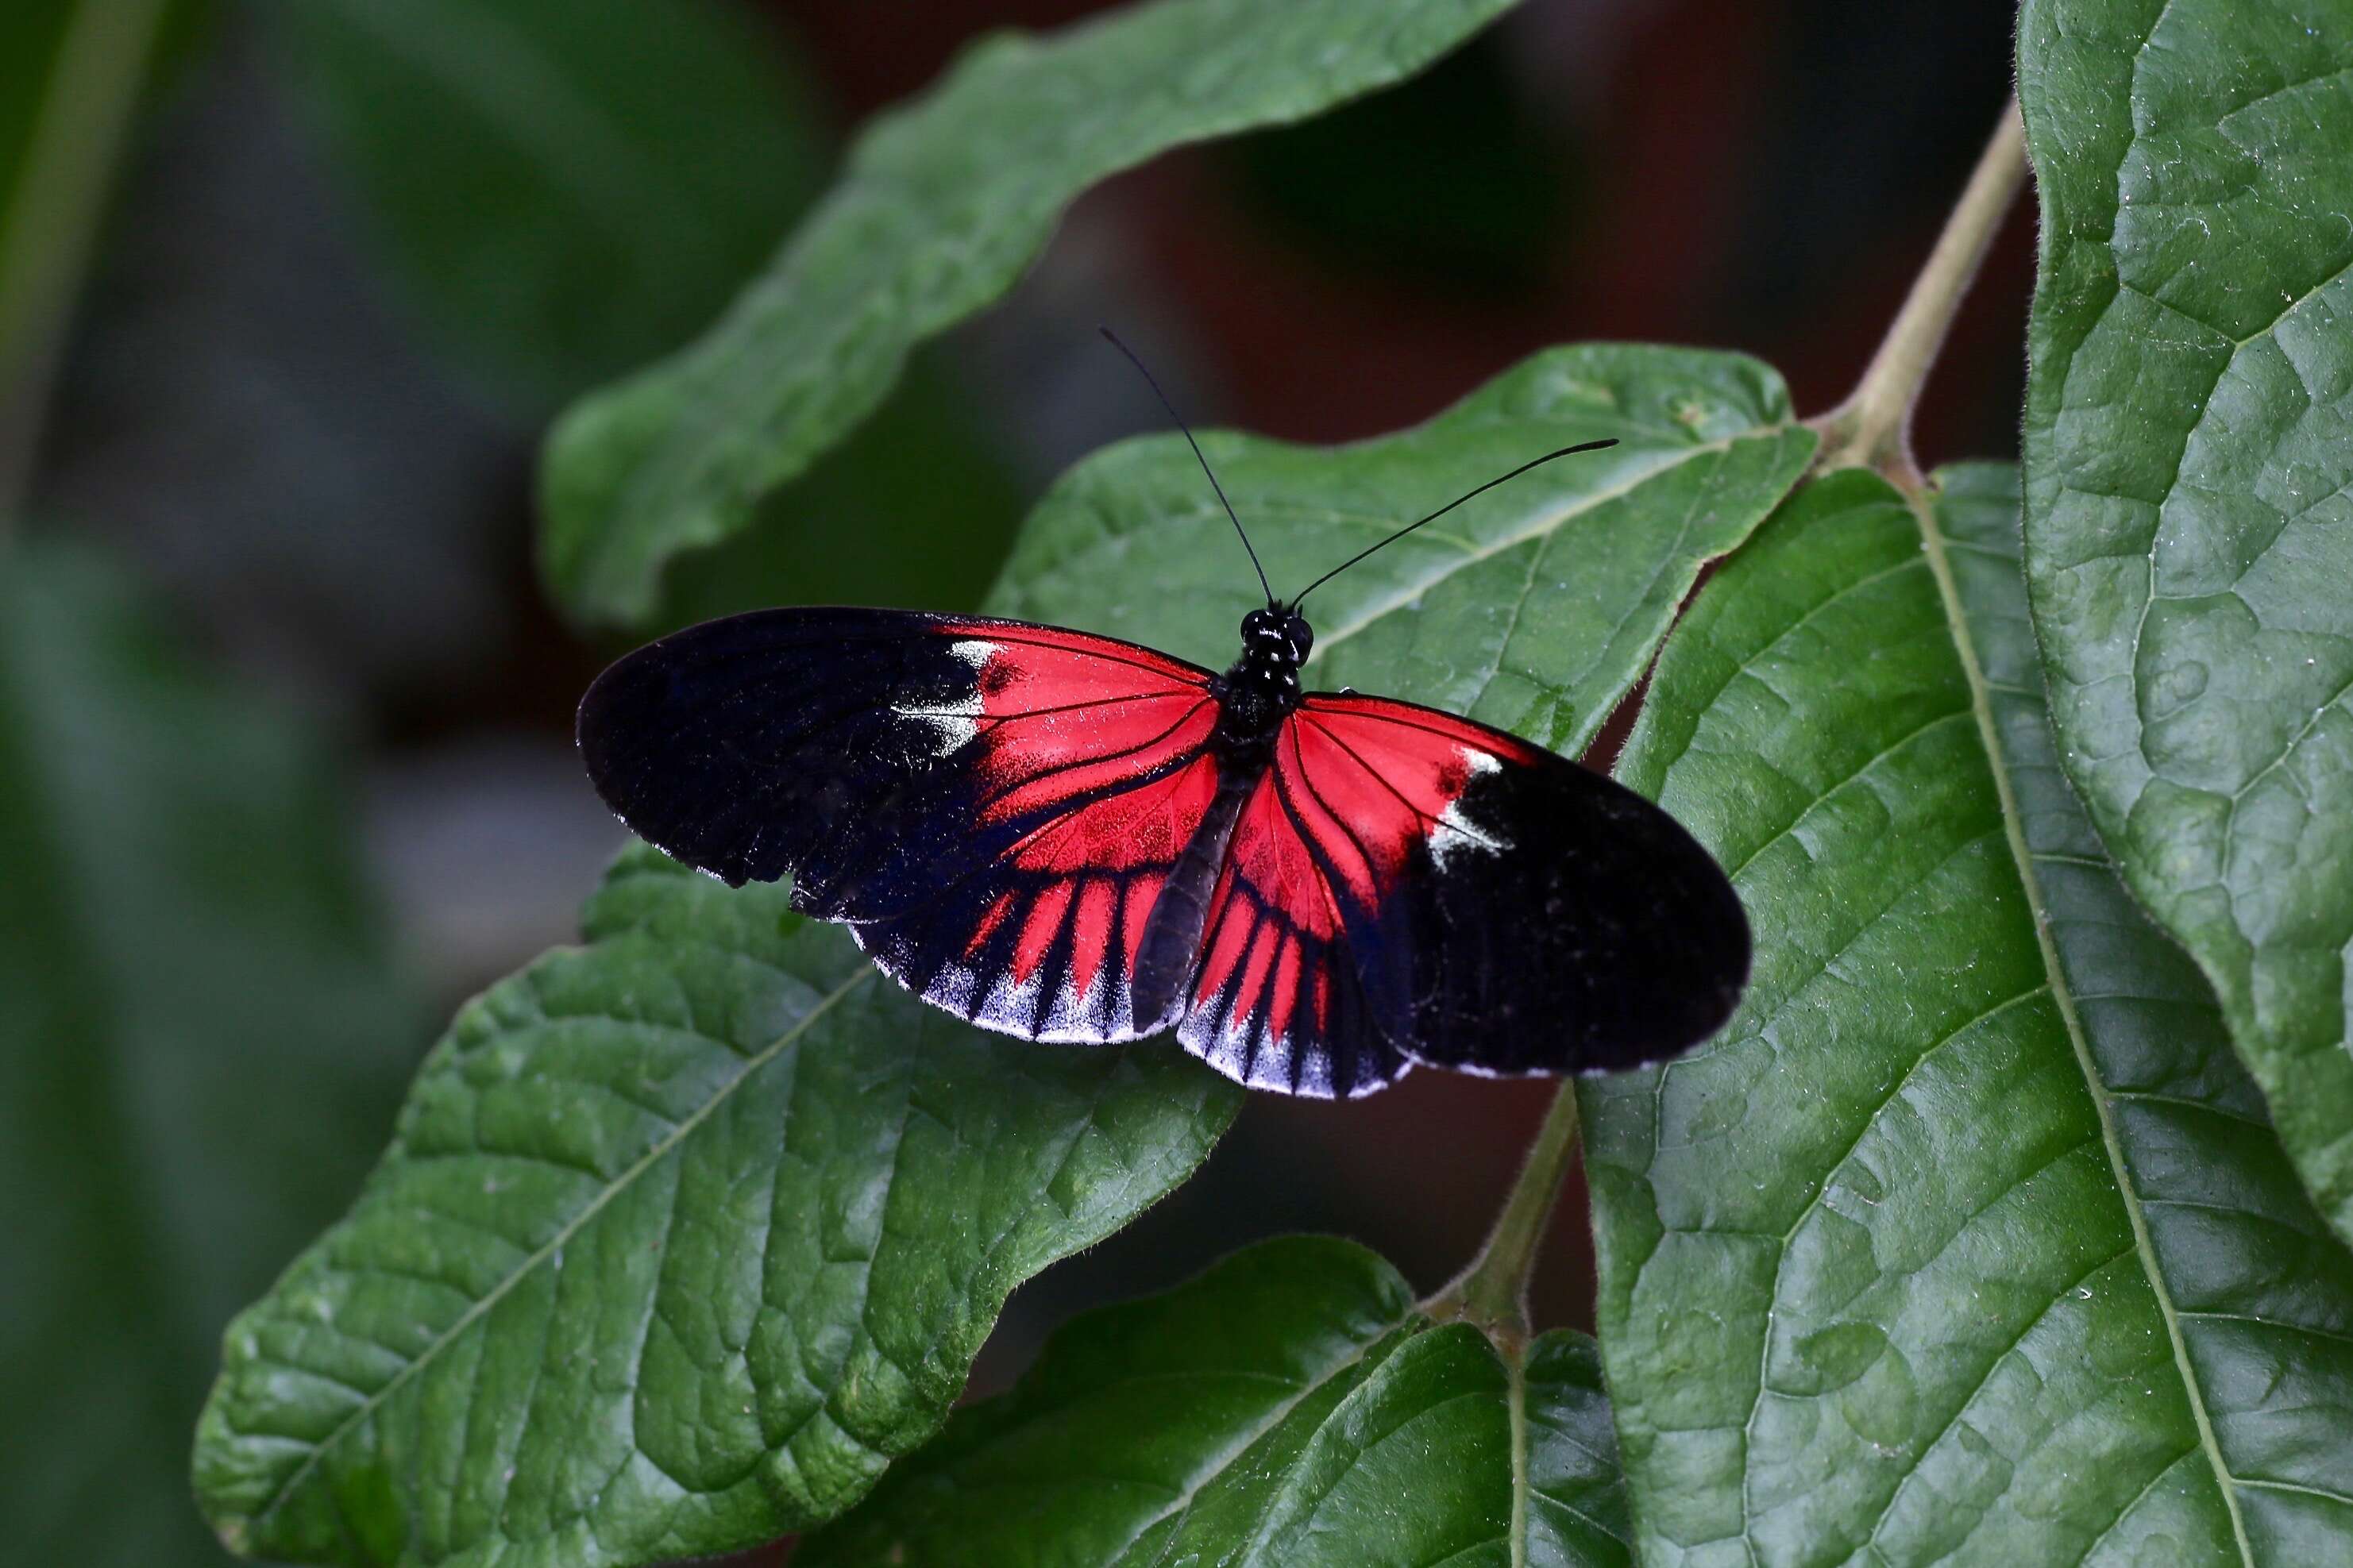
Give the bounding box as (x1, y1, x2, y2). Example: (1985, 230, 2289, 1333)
(11, 2, 2027, 1561)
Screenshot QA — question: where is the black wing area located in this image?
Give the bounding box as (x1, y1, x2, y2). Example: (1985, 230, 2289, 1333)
(576, 606, 1216, 913)
(1232, 693, 1749, 1080)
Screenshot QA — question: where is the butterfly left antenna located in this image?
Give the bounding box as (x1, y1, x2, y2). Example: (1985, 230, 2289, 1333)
(1098, 326, 1276, 607)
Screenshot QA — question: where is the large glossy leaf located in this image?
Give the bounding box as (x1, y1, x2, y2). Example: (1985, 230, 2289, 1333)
(194, 846, 1238, 1566)
(2018, 0, 2353, 1241)
(0, 543, 419, 1566)
(255, 0, 826, 410)
(989, 345, 1813, 758)
(1583, 466, 2353, 1564)
(800, 1237, 1631, 1567)
(539, 0, 1529, 628)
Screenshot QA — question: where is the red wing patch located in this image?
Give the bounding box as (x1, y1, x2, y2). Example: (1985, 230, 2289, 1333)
(1175, 695, 1545, 1096)
(907, 623, 1214, 825)
(1289, 693, 1537, 888)
(852, 623, 1222, 1042)
(1178, 732, 1406, 1098)
(856, 749, 1221, 1041)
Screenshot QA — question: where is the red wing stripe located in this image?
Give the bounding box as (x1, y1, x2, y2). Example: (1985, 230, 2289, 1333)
(938, 621, 1211, 688)
(913, 744, 1217, 916)
(1070, 880, 1120, 998)
(1279, 722, 1388, 901)
(1194, 867, 1252, 1005)
(977, 696, 1213, 819)
(1271, 728, 1374, 911)
(1296, 712, 1456, 832)
(1222, 915, 1273, 1042)
(1268, 744, 1379, 927)
(1118, 876, 1157, 969)
(1301, 694, 1542, 761)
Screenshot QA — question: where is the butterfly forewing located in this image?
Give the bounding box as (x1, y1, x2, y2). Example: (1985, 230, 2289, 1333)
(577, 609, 1221, 1036)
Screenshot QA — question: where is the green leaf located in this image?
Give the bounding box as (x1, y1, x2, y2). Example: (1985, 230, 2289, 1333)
(1584, 464, 2353, 1562)
(538, 0, 1531, 628)
(800, 1237, 1632, 1567)
(2018, 0, 2353, 1242)
(988, 345, 1814, 758)
(195, 337, 1804, 1566)
(0, 542, 418, 1566)
(194, 846, 1238, 1566)
(255, 0, 827, 411)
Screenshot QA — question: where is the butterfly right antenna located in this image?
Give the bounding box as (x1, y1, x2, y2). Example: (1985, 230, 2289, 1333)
(1289, 437, 1619, 611)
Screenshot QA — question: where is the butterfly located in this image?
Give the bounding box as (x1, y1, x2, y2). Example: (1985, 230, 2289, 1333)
(577, 335, 1749, 1098)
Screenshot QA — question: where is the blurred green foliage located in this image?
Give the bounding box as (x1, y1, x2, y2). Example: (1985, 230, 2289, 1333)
(0, 546, 419, 1566)
(253, 0, 829, 414)
(1222, 34, 1575, 295)
(538, 0, 1530, 628)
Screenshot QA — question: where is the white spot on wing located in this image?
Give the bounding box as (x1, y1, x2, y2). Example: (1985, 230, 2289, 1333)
(891, 639, 1001, 757)
(851, 903, 1168, 1043)
(1429, 747, 1507, 869)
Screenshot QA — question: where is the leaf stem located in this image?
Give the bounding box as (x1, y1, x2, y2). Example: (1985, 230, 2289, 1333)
(1425, 1078, 1581, 1348)
(0, 0, 169, 526)
(1811, 97, 2027, 483)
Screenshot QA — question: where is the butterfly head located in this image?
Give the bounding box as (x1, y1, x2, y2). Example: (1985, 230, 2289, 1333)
(1219, 607, 1313, 739)
(1240, 606, 1313, 668)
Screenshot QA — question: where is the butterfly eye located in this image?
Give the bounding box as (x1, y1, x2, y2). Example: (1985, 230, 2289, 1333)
(1284, 616, 1313, 659)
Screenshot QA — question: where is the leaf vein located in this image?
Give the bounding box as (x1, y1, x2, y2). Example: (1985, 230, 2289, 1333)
(239, 966, 875, 1532)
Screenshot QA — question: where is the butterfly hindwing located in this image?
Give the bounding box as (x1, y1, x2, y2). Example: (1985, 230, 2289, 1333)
(1263, 693, 1750, 1077)
(578, 608, 1225, 1038)
(852, 744, 1222, 1041)
(1178, 758, 1412, 1096)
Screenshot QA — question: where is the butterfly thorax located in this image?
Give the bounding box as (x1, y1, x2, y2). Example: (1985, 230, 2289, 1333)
(1210, 607, 1312, 758)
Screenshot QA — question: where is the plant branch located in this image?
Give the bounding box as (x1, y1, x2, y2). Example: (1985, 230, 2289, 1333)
(0, 0, 170, 526)
(1425, 1079, 1582, 1348)
(1811, 97, 2027, 484)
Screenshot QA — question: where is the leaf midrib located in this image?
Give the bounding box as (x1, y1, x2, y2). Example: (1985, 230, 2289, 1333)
(1907, 478, 2255, 1563)
(241, 960, 875, 1534)
(1130, 1316, 1416, 1567)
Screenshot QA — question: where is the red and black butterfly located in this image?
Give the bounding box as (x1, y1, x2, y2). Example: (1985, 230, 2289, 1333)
(578, 340, 1748, 1097)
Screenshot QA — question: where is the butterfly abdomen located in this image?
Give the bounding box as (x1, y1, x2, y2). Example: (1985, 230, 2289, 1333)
(1132, 764, 1260, 1030)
